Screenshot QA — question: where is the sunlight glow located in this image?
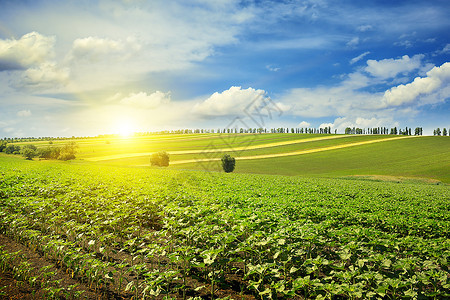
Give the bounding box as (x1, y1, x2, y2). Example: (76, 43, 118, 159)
(115, 119, 137, 138)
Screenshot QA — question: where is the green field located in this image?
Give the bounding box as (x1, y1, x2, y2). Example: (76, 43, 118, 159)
(0, 155, 449, 299)
(13, 133, 449, 183)
(1, 134, 449, 298)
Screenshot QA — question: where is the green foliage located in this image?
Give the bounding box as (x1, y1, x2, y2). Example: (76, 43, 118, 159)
(150, 151, 170, 167)
(0, 141, 7, 152)
(21, 144, 38, 160)
(0, 155, 449, 299)
(4, 144, 21, 154)
(221, 154, 235, 173)
(38, 146, 61, 160)
(58, 142, 78, 161)
(22, 148, 37, 160)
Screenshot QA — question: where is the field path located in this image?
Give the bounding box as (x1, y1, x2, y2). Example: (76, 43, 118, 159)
(170, 135, 417, 165)
(86, 135, 352, 161)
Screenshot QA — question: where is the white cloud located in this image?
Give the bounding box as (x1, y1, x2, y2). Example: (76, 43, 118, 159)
(321, 117, 398, 134)
(0, 32, 55, 70)
(346, 37, 359, 47)
(193, 86, 268, 116)
(394, 40, 413, 48)
(357, 25, 373, 32)
(21, 62, 69, 87)
(365, 54, 424, 78)
(350, 51, 370, 65)
(298, 121, 311, 127)
(70, 36, 141, 62)
(17, 110, 31, 117)
(439, 44, 450, 54)
(120, 91, 171, 109)
(266, 65, 280, 72)
(383, 62, 450, 107)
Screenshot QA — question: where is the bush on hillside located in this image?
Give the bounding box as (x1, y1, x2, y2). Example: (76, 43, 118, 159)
(38, 146, 61, 160)
(58, 142, 78, 161)
(21, 144, 38, 160)
(5, 144, 21, 154)
(221, 154, 235, 173)
(150, 151, 170, 167)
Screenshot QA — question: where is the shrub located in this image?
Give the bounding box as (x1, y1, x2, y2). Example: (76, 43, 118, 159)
(221, 154, 235, 173)
(150, 151, 170, 167)
(22, 148, 37, 160)
(21, 144, 37, 160)
(0, 141, 6, 152)
(4, 144, 21, 154)
(58, 142, 78, 161)
(38, 146, 61, 160)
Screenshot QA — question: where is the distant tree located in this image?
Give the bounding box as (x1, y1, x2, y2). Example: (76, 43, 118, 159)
(22, 145, 37, 160)
(221, 154, 235, 173)
(443, 128, 448, 136)
(435, 128, 441, 136)
(150, 151, 170, 167)
(38, 146, 61, 159)
(59, 141, 78, 161)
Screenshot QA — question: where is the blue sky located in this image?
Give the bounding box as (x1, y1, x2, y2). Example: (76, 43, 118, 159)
(0, 0, 449, 137)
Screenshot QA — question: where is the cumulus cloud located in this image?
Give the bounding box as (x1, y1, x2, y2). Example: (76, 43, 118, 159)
(193, 86, 268, 116)
(320, 116, 398, 133)
(17, 110, 31, 117)
(298, 121, 311, 127)
(70, 36, 141, 62)
(365, 55, 424, 78)
(21, 62, 70, 87)
(120, 91, 171, 109)
(350, 51, 370, 65)
(0, 32, 55, 71)
(383, 62, 450, 106)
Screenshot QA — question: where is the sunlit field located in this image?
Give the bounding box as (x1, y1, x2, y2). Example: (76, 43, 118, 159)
(0, 154, 449, 299)
(12, 133, 450, 183)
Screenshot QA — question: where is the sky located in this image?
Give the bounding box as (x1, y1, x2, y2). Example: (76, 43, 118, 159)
(0, 0, 449, 138)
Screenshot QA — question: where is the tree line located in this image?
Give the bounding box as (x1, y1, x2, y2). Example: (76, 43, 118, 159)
(433, 128, 449, 136)
(0, 141, 78, 161)
(344, 127, 424, 135)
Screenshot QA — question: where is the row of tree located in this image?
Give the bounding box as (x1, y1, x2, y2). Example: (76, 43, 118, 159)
(344, 127, 424, 136)
(0, 141, 78, 161)
(433, 128, 450, 136)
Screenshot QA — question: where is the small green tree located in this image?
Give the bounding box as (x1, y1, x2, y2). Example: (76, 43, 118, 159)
(22, 148, 37, 160)
(221, 154, 235, 173)
(21, 144, 37, 160)
(150, 151, 170, 167)
(5, 144, 21, 154)
(59, 141, 78, 161)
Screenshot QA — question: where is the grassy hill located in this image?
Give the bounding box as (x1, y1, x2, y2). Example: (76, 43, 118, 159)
(11, 133, 450, 183)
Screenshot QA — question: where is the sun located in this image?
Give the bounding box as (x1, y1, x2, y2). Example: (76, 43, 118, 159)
(115, 119, 136, 138)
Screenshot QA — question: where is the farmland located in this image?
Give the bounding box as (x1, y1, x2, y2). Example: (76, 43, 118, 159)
(10, 133, 450, 183)
(0, 148, 449, 299)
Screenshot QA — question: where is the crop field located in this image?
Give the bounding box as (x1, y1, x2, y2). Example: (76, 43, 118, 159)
(12, 134, 450, 183)
(0, 153, 449, 299)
